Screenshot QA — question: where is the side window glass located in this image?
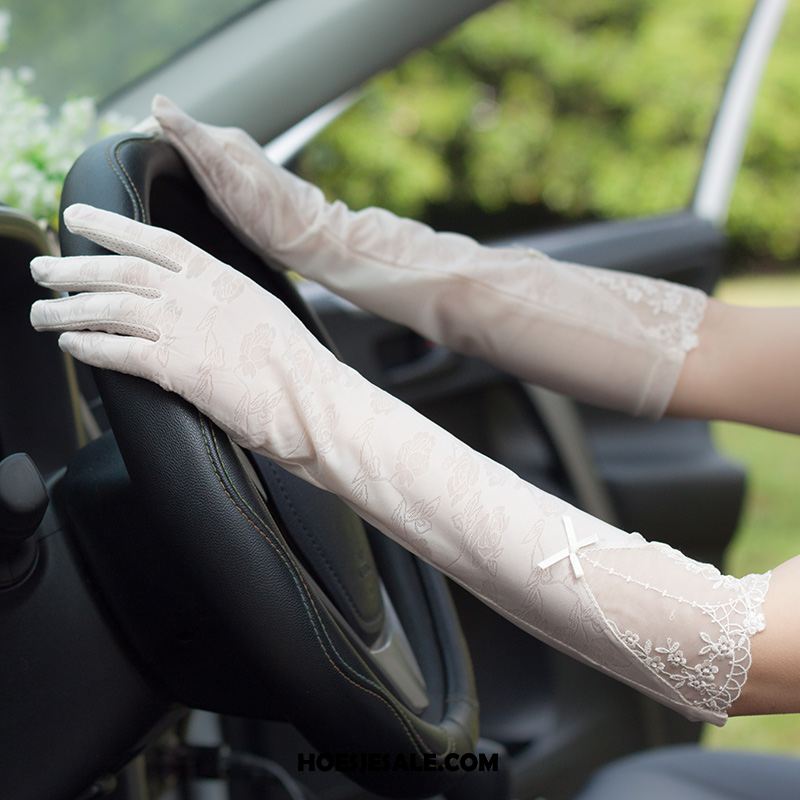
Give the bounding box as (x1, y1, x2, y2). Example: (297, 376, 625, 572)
(296, 0, 754, 240)
(0, 0, 261, 105)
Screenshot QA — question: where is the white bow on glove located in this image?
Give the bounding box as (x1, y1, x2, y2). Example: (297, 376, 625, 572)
(30, 204, 769, 726)
(152, 95, 708, 419)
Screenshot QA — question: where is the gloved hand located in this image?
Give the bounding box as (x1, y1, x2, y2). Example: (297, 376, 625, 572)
(152, 94, 708, 419)
(30, 204, 768, 726)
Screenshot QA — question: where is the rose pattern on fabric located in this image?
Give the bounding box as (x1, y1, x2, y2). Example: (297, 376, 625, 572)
(29, 204, 768, 727)
(152, 94, 708, 421)
(239, 322, 276, 377)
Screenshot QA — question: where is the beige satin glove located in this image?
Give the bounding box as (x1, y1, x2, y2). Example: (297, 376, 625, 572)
(30, 204, 768, 726)
(152, 95, 708, 419)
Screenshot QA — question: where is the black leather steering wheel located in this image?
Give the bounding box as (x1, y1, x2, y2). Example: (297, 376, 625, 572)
(58, 133, 478, 797)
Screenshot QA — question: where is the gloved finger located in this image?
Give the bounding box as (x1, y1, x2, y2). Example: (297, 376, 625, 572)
(30, 292, 160, 340)
(153, 94, 260, 157)
(152, 95, 261, 201)
(58, 331, 156, 380)
(62, 203, 205, 275)
(153, 94, 223, 174)
(151, 94, 197, 140)
(30, 255, 166, 297)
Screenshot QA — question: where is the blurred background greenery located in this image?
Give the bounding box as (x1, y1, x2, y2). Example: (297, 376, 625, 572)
(2, 0, 798, 266)
(298, 0, 799, 268)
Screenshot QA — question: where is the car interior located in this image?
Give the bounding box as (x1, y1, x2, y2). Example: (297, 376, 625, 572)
(0, 1, 794, 798)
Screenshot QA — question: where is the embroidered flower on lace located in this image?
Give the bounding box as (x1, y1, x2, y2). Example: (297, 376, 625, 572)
(699, 632, 735, 658)
(742, 609, 767, 636)
(657, 639, 688, 667)
(585, 545, 771, 717)
(581, 266, 708, 354)
(636, 639, 667, 672)
(621, 630, 640, 648)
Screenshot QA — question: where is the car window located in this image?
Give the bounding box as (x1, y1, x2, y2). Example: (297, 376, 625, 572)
(0, 0, 266, 106)
(294, 0, 755, 239)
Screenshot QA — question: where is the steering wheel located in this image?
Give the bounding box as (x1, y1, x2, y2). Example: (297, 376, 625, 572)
(58, 133, 478, 798)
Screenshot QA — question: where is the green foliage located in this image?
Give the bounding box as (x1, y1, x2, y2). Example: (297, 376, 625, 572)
(0, 10, 132, 225)
(0, 0, 256, 224)
(298, 0, 799, 264)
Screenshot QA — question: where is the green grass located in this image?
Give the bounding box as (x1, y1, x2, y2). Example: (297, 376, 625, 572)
(701, 272, 800, 754)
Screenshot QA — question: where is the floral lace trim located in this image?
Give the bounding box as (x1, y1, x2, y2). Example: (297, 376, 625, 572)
(583, 546, 771, 717)
(581, 267, 708, 355)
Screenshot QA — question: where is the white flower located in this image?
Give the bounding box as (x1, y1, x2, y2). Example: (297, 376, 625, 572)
(0, 11, 132, 225)
(620, 630, 640, 648)
(743, 611, 766, 636)
(695, 663, 719, 681)
(656, 638, 687, 666)
(642, 654, 665, 672)
(699, 632, 735, 658)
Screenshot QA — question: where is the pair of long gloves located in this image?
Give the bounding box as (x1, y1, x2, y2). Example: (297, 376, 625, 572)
(30, 96, 770, 726)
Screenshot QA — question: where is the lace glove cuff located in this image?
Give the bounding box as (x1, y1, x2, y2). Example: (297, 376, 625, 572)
(30, 205, 765, 725)
(153, 95, 708, 419)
